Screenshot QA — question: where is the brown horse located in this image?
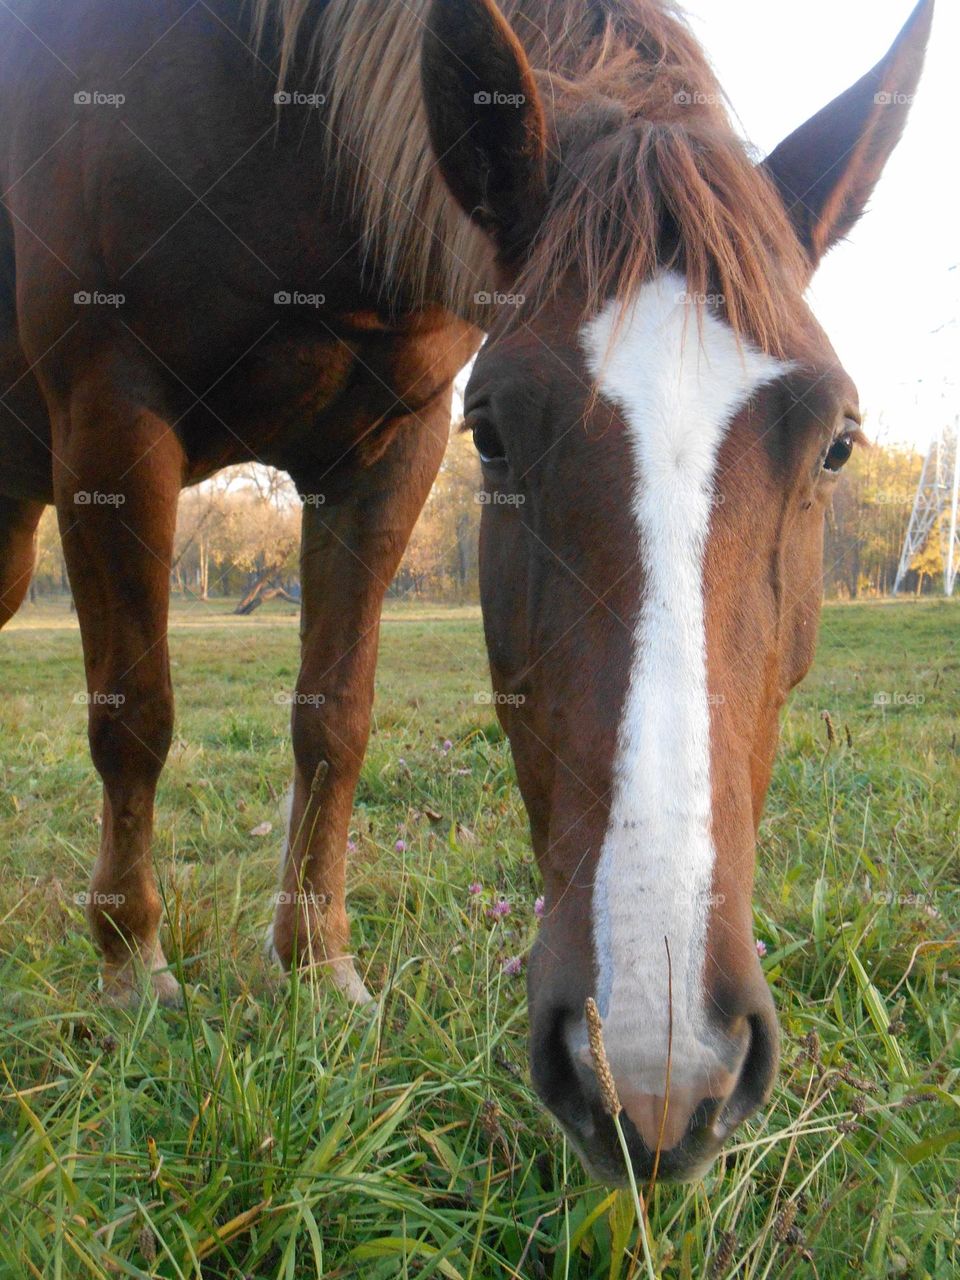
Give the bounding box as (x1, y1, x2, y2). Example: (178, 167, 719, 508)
(0, 0, 932, 1183)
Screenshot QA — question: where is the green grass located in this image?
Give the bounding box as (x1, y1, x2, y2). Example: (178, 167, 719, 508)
(1, 595, 957, 1279)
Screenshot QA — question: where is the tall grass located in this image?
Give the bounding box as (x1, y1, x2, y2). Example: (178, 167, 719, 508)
(1, 598, 957, 1277)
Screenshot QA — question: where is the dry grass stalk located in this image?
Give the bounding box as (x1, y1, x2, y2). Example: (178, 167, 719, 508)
(648, 935, 674, 1190)
(709, 1230, 737, 1278)
(584, 996, 622, 1117)
(774, 1200, 798, 1243)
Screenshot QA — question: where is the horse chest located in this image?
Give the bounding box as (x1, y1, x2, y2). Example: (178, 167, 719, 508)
(184, 321, 453, 482)
(232, 330, 360, 421)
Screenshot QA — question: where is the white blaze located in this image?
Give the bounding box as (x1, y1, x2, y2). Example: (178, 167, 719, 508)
(579, 272, 788, 1097)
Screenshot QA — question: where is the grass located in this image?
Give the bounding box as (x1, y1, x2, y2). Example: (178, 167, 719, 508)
(0, 594, 958, 1279)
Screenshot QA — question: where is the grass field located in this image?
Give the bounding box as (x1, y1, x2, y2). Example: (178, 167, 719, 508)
(1, 595, 958, 1279)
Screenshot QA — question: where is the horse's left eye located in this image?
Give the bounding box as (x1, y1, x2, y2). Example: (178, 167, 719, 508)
(823, 422, 859, 472)
(472, 419, 507, 466)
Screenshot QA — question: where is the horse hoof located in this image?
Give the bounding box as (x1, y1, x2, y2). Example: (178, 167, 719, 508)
(263, 920, 282, 967)
(100, 950, 183, 1008)
(265, 921, 374, 1005)
(330, 958, 374, 1007)
(152, 968, 185, 1007)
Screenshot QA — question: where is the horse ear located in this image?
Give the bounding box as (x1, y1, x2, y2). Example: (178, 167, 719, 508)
(421, 0, 548, 260)
(763, 0, 933, 270)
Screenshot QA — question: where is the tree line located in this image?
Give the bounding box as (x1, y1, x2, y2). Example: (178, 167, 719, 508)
(24, 434, 949, 607)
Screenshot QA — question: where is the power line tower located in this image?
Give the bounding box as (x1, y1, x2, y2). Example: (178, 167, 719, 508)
(893, 422, 960, 596)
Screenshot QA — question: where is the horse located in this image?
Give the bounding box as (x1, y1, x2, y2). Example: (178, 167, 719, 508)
(0, 0, 932, 1184)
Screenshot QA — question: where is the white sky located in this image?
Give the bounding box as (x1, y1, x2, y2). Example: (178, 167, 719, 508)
(683, 0, 958, 453)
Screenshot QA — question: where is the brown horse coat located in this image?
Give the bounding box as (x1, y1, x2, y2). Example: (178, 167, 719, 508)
(0, 0, 932, 1181)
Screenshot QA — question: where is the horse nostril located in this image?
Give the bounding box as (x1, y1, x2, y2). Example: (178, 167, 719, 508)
(533, 991, 780, 1185)
(605, 998, 780, 1159)
(618, 1082, 722, 1153)
(713, 1005, 780, 1139)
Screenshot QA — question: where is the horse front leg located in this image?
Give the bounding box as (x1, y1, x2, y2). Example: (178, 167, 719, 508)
(269, 400, 452, 1001)
(0, 496, 45, 626)
(51, 377, 184, 1005)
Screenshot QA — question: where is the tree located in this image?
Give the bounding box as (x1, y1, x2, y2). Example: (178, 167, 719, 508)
(174, 479, 234, 599)
(394, 429, 481, 599)
(173, 466, 300, 605)
(822, 440, 924, 599)
(21, 438, 938, 608)
(910, 514, 945, 596)
(221, 492, 300, 613)
(32, 508, 69, 598)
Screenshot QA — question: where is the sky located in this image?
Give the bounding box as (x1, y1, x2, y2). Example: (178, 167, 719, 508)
(683, 0, 958, 454)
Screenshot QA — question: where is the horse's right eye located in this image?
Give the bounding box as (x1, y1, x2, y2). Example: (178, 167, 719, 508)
(472, 420, 507, 466)
(823, 418, 863, 473)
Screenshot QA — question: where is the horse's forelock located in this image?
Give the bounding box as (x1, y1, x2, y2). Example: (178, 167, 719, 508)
(252, 0, 807, 354)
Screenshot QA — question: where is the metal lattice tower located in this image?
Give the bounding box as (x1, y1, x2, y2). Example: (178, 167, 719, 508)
(893, 422, 960, 596)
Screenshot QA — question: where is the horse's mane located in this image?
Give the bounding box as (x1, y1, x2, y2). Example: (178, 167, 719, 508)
(252, 0, 807, 354)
